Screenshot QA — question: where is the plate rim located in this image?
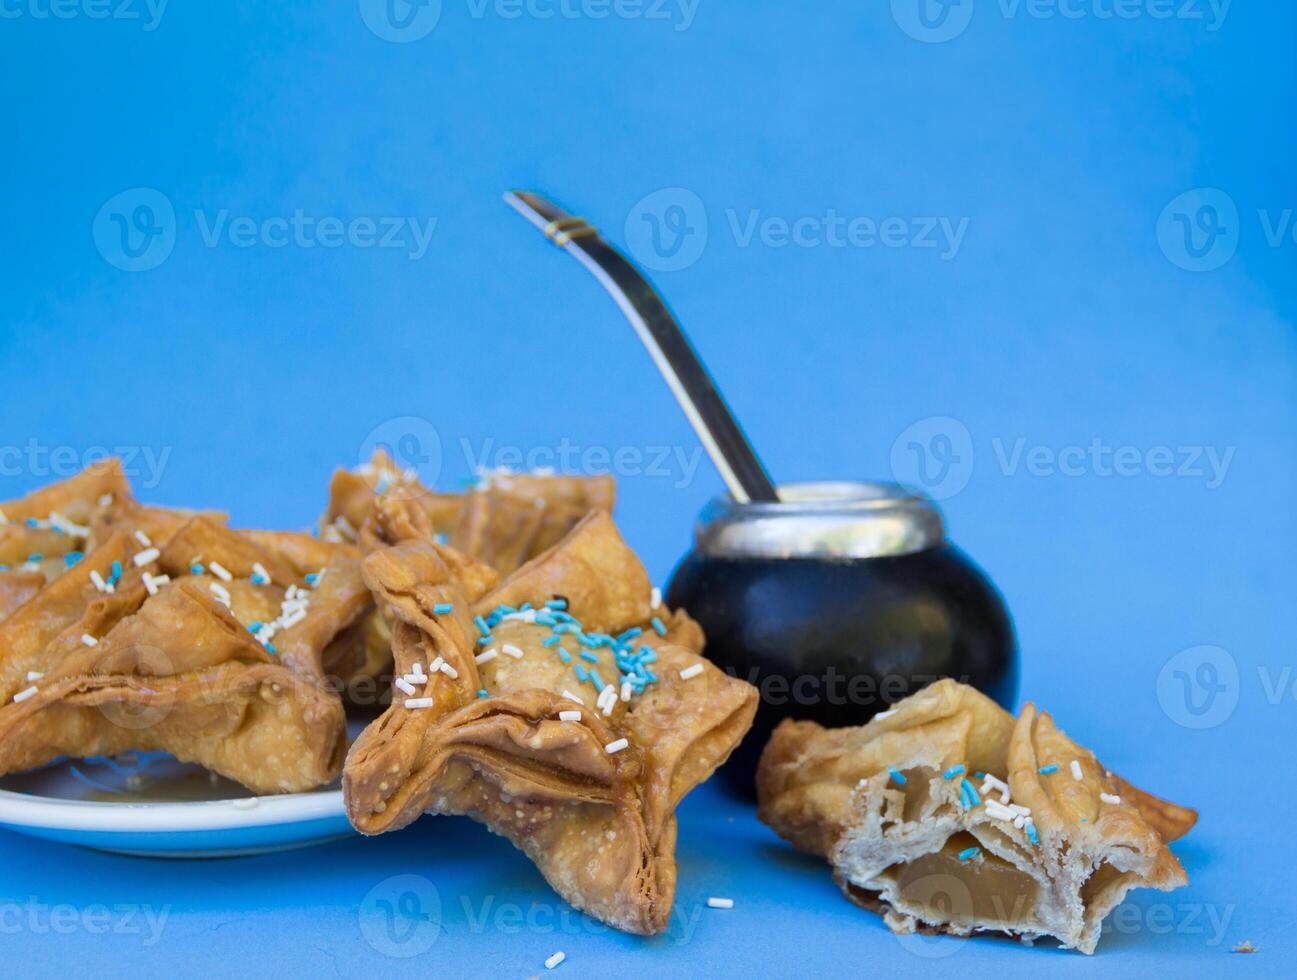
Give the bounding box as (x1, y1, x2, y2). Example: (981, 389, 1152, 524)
(0, 786, 348, 833)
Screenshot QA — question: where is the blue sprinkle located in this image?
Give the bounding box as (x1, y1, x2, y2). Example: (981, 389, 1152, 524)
(1079, 817, 1088, 823)
(579, 650, 599, 664)
(110, 560, 122, 582)
(961, 779, 981, 807)
(191, 563, 205, 575)
(888, 767, 907, 785)
(304, 571, 319, 583)
(473, 615, 491, 636)
(433, 533, 448, 546)
(650, 616, 667, 637)
(520, 602, 533, 612)
(264, 643, 276, 655)
(589, 669, 606, 691)
(943, 764, 965, 780)
(555, 623, 580, 635)
(477, 635, 494, 646)
(546, 599, 567, 610)
(64, 551, 84, 567)
(433, 602, 455, 615)
(1026, 823, 1040, 845)
(575, 664, 589, 683)
(542, 635, 561, 648)
(637, 648, 657, 664)
(640, 669, 657, 683)
(618, 627, 642, 643)
(251, 574, 269, 585)
(974, 771, 987, 779)
(1038, 764, 1059, 775)
(25, 518, 38, 529)
(557, 649, 573, 665)
(477, 689, 489, 699)
(957, 847, 980, 862)
(248, 622, 263, 633)
(27, 554, 43, 563)
(534, 613, 557, 627)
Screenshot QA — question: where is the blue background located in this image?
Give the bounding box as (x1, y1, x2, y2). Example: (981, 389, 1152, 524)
(1, 0, 1292, 976)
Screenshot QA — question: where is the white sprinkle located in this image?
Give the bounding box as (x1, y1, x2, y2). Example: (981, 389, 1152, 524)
(410, 662, 426, 680)
(230, 797, 259, 810)
(620, 680, 632, 702)
(679, 664, 704, 681)
(559, 710, 582, 722)
(0, 508, 7, 525)
(1013, 814, 1028, 829)
(544, 951, 565, 970)
(475, 650, 499, 666)
(404, 697, 435, 709)
(875, 709, 897, 720)
(132, 547, 160, 568)
(604, 738, 629, 755)
(97, 494, 113, 507)
(310, 568, 326, 588)
(12, 685, 38, 704)
(707, 897, 734, 909)
(1070, 760, 1083, 781)
(252, 562, 272, 585)
(210, 582, 231, 606)
(278, 608, 307, 631)
(438, 661, 458, 679)
(985, 799, 1016, 821)
(1100, 793, 1121, 805)
(25, 672, 43, 682)
(142, 571, 162, 596)
(89, 570, 108, 593)
(395, 678, 416, 696)
(133, 530, 152, 547)
(81, 634, 99, 647)
(562, 690, 583, 704)
(208, 561, 233, 582)
(502, 643, 524, 659)
(650, 586, 661, 608)
(428, 656, 445, 674)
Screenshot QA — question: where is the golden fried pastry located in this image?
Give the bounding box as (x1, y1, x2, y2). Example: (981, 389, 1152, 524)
(757, 680, 1196, 953)
(322, 449, 461, 546)
(344, 511, 757, 935)
(0, 459, 130, 578)
(0, 531, 346, 793)
(451, 471, 615, 573)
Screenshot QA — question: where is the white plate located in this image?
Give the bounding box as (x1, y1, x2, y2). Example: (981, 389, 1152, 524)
(0, 751, 355, 859)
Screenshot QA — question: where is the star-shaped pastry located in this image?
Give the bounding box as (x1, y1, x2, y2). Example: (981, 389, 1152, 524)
(757, 679, 1197, 953)
(344, 510, 757, 934)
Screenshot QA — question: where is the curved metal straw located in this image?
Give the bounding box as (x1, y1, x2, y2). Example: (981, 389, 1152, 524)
(504, 190, 779, 504)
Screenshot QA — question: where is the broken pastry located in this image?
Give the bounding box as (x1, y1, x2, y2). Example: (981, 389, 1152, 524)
(757, 680, 1197, 954)
(344, 509, 757, 934)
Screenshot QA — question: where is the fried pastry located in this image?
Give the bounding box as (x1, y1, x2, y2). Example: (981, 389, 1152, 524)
(0, 531, 346, 793)
(322, 449, 462, 546)
(344, 510, 757, 934)
(757, 680, 1197, 954)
